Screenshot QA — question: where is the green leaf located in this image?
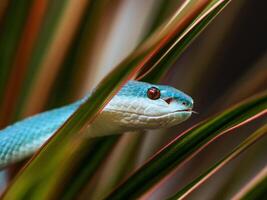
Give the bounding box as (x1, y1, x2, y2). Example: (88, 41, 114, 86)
(168, 122, 267, 200)
(58, 136, 119, 200)
(2, 48, 146, 199)
(48, 0, 114, 107)
(2, 1, 214, 198)
(79, 1, 231, 197)
(89, 133, 143, 200)
(0, 0, 33, 106)
(105, 92, 267, 199)
(1, 1, 234, 199)
(56, 1, 230, 198)
(139, 0, 231, 82)
(141, 0, 180, 41)
(13, 0, 70, 119)
(0, 0, 49, 127)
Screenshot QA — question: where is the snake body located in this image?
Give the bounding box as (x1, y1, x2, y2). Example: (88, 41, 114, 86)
(0, 81, 193, 168)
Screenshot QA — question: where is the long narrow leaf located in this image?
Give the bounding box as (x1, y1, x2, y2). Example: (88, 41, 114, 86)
(1, 46, 146, 200)
(138, 0, 231, 82)
(1, 0, 235, 199)
(2, 1, 213, 198)
(48, 0, 115, 105)
(13, 0, 70, 118)
(168, 120, 267, 199)
(0, 0, 49, 126)
(0, 0, 32, 112)
(90, 133, 142, 200)
(106, 91, 267, 199)
(232, 158, 267, 199)
(79, 1, 231, 198)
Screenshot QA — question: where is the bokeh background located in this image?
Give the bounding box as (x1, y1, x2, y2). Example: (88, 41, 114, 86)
(0, 0, 266, 199)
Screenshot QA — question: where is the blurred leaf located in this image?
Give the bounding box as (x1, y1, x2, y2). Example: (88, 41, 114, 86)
(58, 136, 119, 200)
(86, 1, 190, 198)
(82, 1, 231, 195)
(138, 0, 231, 82)
(4, 3, 215, 199)
(0, 0, 9, 23)
(0, 0, 32, 105)
(142, 0, 182, 40)
(232, 160, 267, 200)
(63, 0, 231, 198)
(85, 2, 232, 196)
(0, 0, 49, 126)
(134, 0, 233, 174)
(11, 0, 68, 118)
(181, 0, 244, 94)
(13, 0, 89, 118)
(90, 133, 142, 200)
(133, 0, 214, 81)
(106, 91, 267, 199)
(20, 0, 89, 117)
(168, 121, 267, 200)
(2, 1, 224, 199)
(48, 0, 117, 106)
(1, 47, 146, 199)
(216, 51, 267, 107)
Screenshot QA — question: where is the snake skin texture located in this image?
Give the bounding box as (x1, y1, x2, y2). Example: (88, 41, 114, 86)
(0, 81, 193, 168)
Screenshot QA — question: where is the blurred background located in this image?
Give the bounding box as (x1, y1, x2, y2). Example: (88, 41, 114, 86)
(0, 0, 266, 199)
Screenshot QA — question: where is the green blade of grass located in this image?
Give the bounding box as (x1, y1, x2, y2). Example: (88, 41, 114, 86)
(168, 120, 267, 200)
(105, 91, 267, 199)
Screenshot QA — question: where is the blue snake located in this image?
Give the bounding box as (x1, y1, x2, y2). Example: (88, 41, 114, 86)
(0, 81, 193, 168)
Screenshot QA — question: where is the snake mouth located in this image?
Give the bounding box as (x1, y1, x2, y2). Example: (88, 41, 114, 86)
(105, 108, 194, 117)
(174, 108, 198, 114)
(173, 108, 192, 113)
(175, 108, 191, 112)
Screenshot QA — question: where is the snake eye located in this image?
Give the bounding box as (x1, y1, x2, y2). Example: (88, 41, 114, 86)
(147, 87, 161, 100)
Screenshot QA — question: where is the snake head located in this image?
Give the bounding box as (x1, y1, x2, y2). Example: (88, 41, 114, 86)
(103, 81, 194, 130)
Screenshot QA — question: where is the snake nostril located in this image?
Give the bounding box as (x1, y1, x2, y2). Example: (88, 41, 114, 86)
(164, 98, 173, 104)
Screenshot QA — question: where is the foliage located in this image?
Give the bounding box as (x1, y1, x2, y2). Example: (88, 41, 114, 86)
(0, 0, 266, 199)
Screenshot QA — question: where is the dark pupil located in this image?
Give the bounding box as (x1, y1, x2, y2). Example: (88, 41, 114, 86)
(147, 87, 160, 100)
